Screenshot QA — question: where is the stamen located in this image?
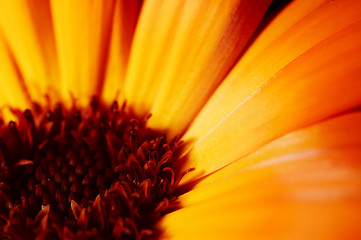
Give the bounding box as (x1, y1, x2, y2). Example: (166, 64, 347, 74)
(0, 98, 192, 239)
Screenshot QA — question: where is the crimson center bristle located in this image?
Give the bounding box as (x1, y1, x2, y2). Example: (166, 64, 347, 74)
(0, 97, 193, 239)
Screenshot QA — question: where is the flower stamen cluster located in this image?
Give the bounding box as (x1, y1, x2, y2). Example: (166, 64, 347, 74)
(0, 98, 192, 239)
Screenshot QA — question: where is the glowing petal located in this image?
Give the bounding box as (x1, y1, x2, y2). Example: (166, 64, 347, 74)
(238, 0, 328, 66)
(185, 0, 361, 144)
(0, 36, 30, 120)
(123, 0, 272, 137)
(162, 149, 361, 240)
(101, 0, 141, 104)
(186, 111, 361, 199)
(0, 0, 57, 105)
(50, 0, 115, 106)
(163, 111, 361, 239)
(182, 21, 361, 182)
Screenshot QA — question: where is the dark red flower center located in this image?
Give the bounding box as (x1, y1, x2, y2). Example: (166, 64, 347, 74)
(0, 97, 193, 239)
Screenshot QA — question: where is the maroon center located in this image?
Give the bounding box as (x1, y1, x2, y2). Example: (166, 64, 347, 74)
(0, 98, 193, 239)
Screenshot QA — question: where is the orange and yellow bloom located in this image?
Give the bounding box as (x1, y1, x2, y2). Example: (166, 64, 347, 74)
(0, 0, 360, 239)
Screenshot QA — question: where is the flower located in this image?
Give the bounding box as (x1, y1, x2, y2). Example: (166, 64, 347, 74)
(0, 0, 361, 239)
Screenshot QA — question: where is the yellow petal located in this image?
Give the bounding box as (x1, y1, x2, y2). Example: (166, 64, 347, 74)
(181, 20, 361, 182)
(184, 110, 361, 202)
(161, 149, 361, 240)
(123, 0, 272, 137)
(164, 110, 361, 238)
(0, 35, 31, 120)
(50, 0, 115, 106)
(101, 0, 141, 104)
(238, 0, 328, 66)
(0, 0, 57, 105)
(185, 0, 361, 144)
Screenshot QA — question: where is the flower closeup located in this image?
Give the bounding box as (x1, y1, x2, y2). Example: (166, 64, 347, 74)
(0, 0, 361, 239)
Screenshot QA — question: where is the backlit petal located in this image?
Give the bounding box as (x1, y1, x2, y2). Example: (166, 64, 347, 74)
(0, 0, 57, 105)
(162, 149, 361, 240)
(123, 0, 272, 137)
(186, 111, 361, 198)
(0, 35, 31, 120)
(182, 20, 361, 182)
(162, 111, 361, 239)
(101, 0, 141, 104)
(50, 0, 115, 106)
(185, 0, 361, 145)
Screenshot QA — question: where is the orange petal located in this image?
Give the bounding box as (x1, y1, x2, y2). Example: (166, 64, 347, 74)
(181, 20, 361, 182)
(164, 111, 361, 239)
(237, 0, 329, 66)
(50, 0, 115, 106)
(0, 35, 31, 120)
(161, 148, 361, 240)
(101, 0, 141, 104)
(185, 110, 361, 199)
(123, 0, 272, 137)
(0, 0, 58, 105)
(185, 0, 361, 145)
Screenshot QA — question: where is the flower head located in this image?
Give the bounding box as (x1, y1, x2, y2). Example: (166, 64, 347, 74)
(0, 0, 361, 239)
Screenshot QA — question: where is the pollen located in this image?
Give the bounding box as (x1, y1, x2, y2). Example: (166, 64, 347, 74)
(0, 97, 193, 239)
